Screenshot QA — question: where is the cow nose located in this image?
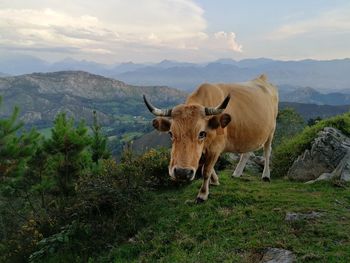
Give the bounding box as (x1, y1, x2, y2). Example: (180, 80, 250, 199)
(174, 167, 194, 181)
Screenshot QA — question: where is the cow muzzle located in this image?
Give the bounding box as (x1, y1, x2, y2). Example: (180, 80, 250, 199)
(172, 167, 195, 182)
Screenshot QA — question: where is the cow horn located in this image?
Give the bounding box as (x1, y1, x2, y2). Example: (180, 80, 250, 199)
(143, 95, 172, 117)
(205, 95, 231, 115)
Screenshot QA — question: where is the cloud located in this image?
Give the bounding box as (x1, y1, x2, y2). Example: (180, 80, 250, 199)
(268, 6, 350, 40)
(0, 0, 243, 62)
(214, 31, 243, 52)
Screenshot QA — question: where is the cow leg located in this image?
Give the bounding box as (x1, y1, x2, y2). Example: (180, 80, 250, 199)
(262, 133, 274, 182)
(196, 153, 220, 203)
(232, 152, 251, 178)
(210, 169, 220, 186)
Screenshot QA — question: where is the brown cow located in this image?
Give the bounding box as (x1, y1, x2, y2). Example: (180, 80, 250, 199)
(144, 74, 278, 202)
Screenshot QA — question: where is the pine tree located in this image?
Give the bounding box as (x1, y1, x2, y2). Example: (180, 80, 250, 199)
(0, 97, 40, 179)
(91, 110, 110, 164)
(44, 113, 91, 196)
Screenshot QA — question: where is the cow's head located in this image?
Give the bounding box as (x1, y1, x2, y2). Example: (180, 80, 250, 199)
(143, 95, 231, 182)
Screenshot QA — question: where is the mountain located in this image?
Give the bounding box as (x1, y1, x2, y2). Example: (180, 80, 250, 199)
(279, 102, 350, 120)
(114, 58, 350, 91)
(0, 54, 49, 75)
(280, 87, 350, 105)
(1, 55, 350, 93)
(0, 71, 186, 129)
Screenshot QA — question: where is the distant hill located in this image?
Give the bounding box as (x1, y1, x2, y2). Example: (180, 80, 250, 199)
(0, 72, 9, 77)
(0, 71, 186, 127)
(1, 55, 350, 92)
(114, 58, 350, 91)
(280, 87, 350, 105)
(131, 130, 171, 154)
(279, 102, 350, 121)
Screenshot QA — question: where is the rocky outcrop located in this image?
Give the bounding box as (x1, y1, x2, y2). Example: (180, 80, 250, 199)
(287, 127, 350, 182)
(305, 150, 350, 184)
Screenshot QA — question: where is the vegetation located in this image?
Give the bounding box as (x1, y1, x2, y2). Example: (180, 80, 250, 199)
(273, 108, 306, 147)
(1, 95, 350, 262)
(272, 112, 350, 178)
(0, 98, 40, 178)
(91, 110, 110, 164)
(101, 172, 350, 262)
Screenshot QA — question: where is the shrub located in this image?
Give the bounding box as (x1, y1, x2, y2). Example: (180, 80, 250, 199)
(272, 112, 350, 178)
(138, 148, 173, 188)
(273, 108, 306, 147)
(28, 157, 146, 262)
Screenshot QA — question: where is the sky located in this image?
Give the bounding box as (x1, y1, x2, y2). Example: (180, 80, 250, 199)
(0, 0, 349, 63)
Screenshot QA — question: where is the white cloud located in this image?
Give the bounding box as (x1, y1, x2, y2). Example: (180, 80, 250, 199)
(0, 0, 243, 62)
(268, 7, 350, 40)
(214, 31, 242, 52)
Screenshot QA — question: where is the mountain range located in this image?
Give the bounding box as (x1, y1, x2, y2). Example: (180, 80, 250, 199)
(279, 86, 350, 105)
(0, 71, 186, 128)
(1, 55, 350, 92)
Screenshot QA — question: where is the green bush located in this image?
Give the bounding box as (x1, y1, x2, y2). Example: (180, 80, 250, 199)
(138, 148, 173, 188)
(273, 108, 306, 147)
(272, 112, 350, 178)
(28, 158, 146, 262)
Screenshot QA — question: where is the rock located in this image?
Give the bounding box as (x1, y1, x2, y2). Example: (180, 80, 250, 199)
(228, 152, 265, 174)
(340, 153, 350, 182)
(245, 153, 265, 173)
(285, 211, 322, 222)
(305, 150, 350, 184)
(288, 127, 350, 181)
(260, 248, 296, 263)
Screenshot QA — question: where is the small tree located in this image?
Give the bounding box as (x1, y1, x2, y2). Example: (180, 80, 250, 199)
(308, 116, 322, 126)
(0, 97, 40, 179)
(91, 110, 110, 164)
(274, 108, 306, 147)
(44, 113, 91, 196)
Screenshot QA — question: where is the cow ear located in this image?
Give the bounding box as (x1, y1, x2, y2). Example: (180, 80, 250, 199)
(208, 114, 231, 129)
(220, 113, 231, 128)
(152, 117, 171, 132)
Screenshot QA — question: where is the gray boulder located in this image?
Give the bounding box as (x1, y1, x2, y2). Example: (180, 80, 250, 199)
(288, 127, 350, 181)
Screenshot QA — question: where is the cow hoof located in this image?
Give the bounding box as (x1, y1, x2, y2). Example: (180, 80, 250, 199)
(262, 177, 271, 182)
(195, 197, 205, 204)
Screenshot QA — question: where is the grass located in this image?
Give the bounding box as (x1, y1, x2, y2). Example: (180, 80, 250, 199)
(102, 171, 350, 263)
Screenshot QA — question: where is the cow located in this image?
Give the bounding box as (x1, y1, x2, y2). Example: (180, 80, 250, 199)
(143, 74, 278, 202)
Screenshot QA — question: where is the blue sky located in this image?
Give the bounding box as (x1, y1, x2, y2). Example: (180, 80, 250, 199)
(0, 0, 349, 63)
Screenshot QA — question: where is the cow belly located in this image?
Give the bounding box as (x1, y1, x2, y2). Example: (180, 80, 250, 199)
(224, 125, 273, 153)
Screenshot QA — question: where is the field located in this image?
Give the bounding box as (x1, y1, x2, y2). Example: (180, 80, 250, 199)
(105, 171, 350, 262)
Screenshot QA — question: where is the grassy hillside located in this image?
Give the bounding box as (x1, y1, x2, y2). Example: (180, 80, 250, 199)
(101, 172, 350, 262)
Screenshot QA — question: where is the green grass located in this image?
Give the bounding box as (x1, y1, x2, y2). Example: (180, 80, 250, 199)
(102, 171, 350, 263)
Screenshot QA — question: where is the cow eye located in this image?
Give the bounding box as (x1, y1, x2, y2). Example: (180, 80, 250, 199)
(198, 131, 207, 139)
(168, 131, 173, 139)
